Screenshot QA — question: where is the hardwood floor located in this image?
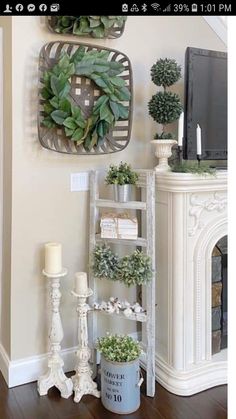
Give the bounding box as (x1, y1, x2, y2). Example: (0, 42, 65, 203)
(0, 372, 227, 419)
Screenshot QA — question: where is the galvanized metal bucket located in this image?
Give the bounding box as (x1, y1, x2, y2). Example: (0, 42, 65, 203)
(113, 184, 131, 203)
(101, 355, 143, 414)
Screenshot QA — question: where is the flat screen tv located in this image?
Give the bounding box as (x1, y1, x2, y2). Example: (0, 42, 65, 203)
(183, 47, 227, 161)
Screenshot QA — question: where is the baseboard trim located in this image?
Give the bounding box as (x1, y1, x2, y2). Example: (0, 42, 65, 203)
(0, 343, 10, 385)
(154, 353, 227, 396)
(0, 343, 77, 388)
(140, 349, 227, 396)
(0, 332, 140, 388)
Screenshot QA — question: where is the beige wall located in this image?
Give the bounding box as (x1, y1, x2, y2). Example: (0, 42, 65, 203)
(1, 16, 226, 360)
(0, 16, 12, 356)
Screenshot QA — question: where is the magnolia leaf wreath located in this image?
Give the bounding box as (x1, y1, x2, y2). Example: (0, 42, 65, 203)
(41, 46, 131, 151)
(53, 16, 127, 38)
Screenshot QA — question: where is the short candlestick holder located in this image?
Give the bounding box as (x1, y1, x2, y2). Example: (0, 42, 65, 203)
(71, 288, 100, 403)
(37, 269, 73, 399)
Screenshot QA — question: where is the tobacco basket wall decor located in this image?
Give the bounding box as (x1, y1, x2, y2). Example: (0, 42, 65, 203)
(38, 41, 133, 155)
(47, 16, 127, 39)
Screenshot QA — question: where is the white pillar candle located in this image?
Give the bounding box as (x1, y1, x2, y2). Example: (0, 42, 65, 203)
(196, 124, 202, 155)
(75, 272, 88, 295)
(178, 112, 184, 146)
(44, 242, 62, 274)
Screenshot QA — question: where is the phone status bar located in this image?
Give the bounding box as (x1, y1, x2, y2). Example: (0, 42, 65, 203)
(0, 1, 234, 15)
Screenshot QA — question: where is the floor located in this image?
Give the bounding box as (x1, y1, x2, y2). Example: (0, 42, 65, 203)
(0, 372, 227, 419)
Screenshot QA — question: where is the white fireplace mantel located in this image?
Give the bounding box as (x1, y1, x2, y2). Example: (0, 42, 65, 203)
(153, 170, 227, 396)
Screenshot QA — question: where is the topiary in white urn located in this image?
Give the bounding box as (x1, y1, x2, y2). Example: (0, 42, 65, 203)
(148, 58, 183, 172)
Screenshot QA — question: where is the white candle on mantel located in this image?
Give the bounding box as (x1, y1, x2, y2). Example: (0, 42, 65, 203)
(196, 124, 202, 155)
(75, 272, 88, 295)
(178, 112, 184, 147)
(44, 242, 62, 274)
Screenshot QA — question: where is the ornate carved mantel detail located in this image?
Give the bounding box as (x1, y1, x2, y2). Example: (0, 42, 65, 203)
(153, 170, 227, 396)
(188, 192, 227, 237)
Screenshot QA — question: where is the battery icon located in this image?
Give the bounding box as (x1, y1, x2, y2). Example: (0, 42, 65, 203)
(192, 3, 198, 12)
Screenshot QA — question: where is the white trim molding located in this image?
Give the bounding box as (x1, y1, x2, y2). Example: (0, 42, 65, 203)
(0, 343, 77, 388)
(0, 331, 140, 388)
(154, 352, 227, 396)
(203, 17, 227, 45)
(140, 349, 227, 396)
(0, 343, 10, 384)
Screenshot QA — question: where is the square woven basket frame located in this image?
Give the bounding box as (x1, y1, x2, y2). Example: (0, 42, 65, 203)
(47, 16, 126, 39)
(38, 41, 133, 155)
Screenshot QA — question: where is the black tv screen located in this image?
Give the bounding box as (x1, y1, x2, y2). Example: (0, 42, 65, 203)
(183, 47, 227, 160)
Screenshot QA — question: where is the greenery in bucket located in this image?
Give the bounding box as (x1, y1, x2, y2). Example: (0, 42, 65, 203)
(97, 334, 141, 362)
(148, 58, 182, 139)
(105, 162, 139, 186)
(117, 250, 152, 287)
(92, 244, 119, 280)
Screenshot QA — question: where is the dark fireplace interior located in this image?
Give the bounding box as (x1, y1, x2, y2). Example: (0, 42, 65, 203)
(211, 235, 227, 355)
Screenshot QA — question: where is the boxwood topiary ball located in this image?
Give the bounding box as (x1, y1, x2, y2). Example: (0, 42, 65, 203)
(151, 58, 181, 87)
(148, 91, 182, 125)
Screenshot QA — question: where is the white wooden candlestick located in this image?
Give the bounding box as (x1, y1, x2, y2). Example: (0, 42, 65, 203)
(37, 269, 73, 398)
(71, 288, 100, 403)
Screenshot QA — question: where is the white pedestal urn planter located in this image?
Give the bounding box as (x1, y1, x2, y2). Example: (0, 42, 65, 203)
(151, 139, 177, 172)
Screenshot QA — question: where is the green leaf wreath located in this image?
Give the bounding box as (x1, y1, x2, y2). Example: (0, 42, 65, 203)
(53, 16, 127, 38)
(41, 46, 131, 151)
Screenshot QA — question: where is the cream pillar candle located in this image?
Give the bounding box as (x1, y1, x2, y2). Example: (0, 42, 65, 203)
(45, 242, 62, 274)
(75, 272, 88, 295)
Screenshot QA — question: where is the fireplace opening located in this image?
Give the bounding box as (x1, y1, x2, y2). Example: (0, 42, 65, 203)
(211, 235, 227, 355)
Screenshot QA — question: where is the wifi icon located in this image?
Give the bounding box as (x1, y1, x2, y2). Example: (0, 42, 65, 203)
(151, 3, 161, 11)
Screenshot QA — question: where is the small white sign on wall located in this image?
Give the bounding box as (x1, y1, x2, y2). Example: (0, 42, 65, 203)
(70, 172, 89, 192)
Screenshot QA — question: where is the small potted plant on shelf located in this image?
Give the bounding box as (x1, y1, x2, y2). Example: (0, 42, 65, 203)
(97, 334, 143, 414)
(92, 245, 152, 287)
(118, 250, 152, 287)
(92, 244, 119, 281)
(105, 162, 139, 203)
(148, 58, 183, 172)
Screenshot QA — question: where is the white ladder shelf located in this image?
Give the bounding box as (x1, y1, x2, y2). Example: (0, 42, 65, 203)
(88, 169, 156, 397)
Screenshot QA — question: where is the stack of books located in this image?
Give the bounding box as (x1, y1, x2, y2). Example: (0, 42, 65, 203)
(100, 213, 138, 240)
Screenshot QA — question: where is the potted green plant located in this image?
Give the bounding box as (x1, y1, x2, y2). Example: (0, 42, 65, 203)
(91, 244, 119, 281)
(117, 250, 152, 287)
(92, 245, 152, 287)
(97, 334, 142, 414)
(148, 58, 183, 172)
(105, 162, 139, 203)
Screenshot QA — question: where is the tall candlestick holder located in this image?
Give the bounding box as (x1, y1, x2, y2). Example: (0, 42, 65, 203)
(71, 288, 100, 403)
(37, 269, 73, 399)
